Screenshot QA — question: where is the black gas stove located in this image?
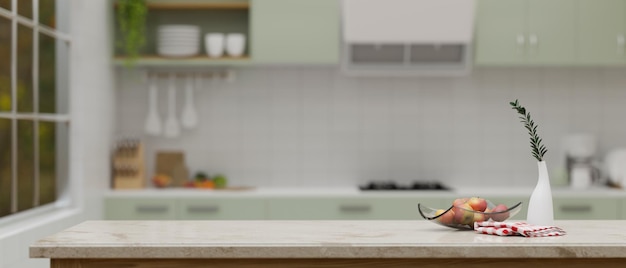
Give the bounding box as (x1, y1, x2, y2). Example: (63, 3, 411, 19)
(359, 181, 451, 191)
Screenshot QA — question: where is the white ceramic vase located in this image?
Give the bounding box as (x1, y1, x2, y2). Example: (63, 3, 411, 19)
(526, 161, 554, 226)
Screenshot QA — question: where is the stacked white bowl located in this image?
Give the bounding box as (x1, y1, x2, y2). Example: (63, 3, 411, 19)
(157, 25, 200, 57)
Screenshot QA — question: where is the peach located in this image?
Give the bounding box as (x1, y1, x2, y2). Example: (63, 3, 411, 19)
(453, 203, 474, 225)
(467, 197, 488, 212)
(452, 197, 470, 207)
(491, 204, 510, 221)
(473, 213, 486, 223)
(435, 209, 455, 225)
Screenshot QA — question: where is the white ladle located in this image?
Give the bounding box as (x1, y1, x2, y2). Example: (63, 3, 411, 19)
(181, 75, 198, 129)
(144, 76, 162, 136)
(163, 75, 180, 138)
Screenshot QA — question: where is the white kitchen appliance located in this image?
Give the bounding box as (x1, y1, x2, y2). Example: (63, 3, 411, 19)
(563, 134, 599, 189)
(341, 0, 476, 76)
(605, 149, 626, 189)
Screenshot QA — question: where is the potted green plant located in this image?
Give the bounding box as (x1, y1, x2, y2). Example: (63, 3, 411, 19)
(116, 0, 147, 65)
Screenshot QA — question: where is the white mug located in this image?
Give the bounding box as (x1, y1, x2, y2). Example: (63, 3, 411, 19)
(226, 33, 246, 57)
(205, 33, 225, 58)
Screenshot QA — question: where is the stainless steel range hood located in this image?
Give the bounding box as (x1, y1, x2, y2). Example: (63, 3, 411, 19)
(341, 0, 476, 76)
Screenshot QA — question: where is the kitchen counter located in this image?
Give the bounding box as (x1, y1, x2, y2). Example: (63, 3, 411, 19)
(31, 220, 626, 267)
(104, 186, 626, 198)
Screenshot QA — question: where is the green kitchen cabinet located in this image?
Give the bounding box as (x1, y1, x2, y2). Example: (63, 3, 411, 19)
(177, 197, 267, 220)
(104, 197, 178, 220)
(250, 0, 339, 64)
(577, 0, 626, 65)
(475, 0, 576, 65)
(553, 198, 620, 220)
(268, 197, 444, 220)
(475, 0, 527, 65)
(526, 0, 576, 65)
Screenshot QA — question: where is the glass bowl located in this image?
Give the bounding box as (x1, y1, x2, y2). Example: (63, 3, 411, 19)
(418, 200, 523, 230)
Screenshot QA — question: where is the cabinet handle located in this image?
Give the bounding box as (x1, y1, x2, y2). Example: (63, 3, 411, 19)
(617, 34, 625, 55)
(516, 34, 525, 45)
(187, 205, 220, 214)
(559, 205, 592, 213)
(339, 204, 372, 213)
(135, 205, 169, 214)
(529, 34, 538, 45)
(528, 34, 538, 54)
(516, 34, 525, 54)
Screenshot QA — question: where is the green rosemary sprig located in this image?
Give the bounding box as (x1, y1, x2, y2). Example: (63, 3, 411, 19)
(509, 99, 547, 162)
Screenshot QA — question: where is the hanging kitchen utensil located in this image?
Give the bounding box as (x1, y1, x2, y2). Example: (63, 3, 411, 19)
(181, 75, 198, 129)
(144, 75, 162, 136)
(163, 74, 181, 138)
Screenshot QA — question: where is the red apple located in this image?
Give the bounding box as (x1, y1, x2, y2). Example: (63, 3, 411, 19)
(435, 209, 455, 225)
(491, 204, 510, 221)
(467, 197, 488, 212)
(452, 197, 469, 207)
(453, 203, 474, 225)
(183, 181, 196, 188)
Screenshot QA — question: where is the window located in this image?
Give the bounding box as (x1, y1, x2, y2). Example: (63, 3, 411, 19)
(0, 0, 70, 218)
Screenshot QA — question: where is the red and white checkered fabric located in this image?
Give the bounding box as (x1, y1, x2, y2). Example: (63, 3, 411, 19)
(474, 221, 566, 237)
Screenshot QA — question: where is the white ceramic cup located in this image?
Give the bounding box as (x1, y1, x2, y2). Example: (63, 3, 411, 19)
(205, 33, 225, 58)
(226, 33, 246, 57)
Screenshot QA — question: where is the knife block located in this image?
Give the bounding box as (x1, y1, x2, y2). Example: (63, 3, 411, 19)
(112, 139, 146, 189)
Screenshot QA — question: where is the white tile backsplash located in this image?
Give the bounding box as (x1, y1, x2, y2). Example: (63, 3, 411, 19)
(115, 67, 626, 188)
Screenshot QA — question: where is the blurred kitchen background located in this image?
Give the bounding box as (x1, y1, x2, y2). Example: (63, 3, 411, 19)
(117, 67, 626, 188)
(2, 0, 626, 267)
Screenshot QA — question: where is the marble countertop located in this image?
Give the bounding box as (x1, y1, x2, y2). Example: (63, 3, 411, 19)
(30, 220, 626, 259)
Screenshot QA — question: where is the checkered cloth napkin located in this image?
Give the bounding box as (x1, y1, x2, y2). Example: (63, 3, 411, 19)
(474, 221, 566, 237)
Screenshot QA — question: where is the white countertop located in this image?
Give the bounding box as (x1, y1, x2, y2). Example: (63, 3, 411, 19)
(104, 186, 626, 198)
(30, 220, 626, 259)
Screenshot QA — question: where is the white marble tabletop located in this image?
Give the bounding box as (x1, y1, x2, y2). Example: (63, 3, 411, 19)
(30, 220, 626, 259)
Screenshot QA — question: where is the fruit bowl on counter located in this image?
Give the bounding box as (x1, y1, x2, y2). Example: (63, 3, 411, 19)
(418, 197, 523, 230)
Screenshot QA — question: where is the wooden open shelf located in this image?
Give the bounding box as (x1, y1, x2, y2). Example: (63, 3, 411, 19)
(113, 55, 252, 67)
(114, 2, 249, 10)
(146, 2, 249, 10)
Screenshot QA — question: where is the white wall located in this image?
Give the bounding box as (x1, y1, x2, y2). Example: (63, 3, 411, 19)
(115, 67, 626, 189)
(0, 0, 113, 267)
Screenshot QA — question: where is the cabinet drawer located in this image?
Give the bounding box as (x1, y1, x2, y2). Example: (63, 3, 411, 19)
(268, 197, 443, 220)
(553, 198, 619, 220)
(104, 198, 177, 220)
(178, 198, 267, 220)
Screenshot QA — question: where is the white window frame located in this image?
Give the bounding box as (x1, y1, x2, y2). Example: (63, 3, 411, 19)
(0, 0, 71, 223)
